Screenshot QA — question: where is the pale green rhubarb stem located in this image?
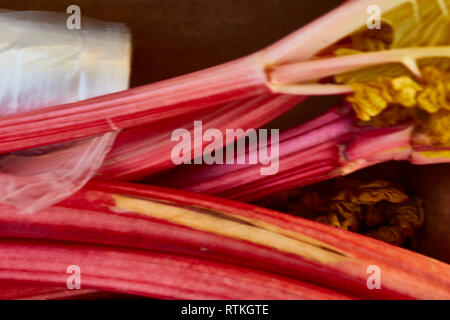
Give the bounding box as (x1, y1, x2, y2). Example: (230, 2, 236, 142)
(263, 0, 411, 65)
(269, 46, 450, 94)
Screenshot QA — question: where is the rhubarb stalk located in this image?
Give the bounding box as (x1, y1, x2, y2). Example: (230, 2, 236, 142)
(153, 104, 448, 202)
(0, 181, 449, 299)
(99, 94, 304, 180)
(0, 238, 353, 300)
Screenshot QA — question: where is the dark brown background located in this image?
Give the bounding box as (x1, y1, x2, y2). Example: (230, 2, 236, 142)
(1, 0, 448, 262)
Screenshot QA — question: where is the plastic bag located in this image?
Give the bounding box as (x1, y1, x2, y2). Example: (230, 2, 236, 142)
(0, 11, 131, 213)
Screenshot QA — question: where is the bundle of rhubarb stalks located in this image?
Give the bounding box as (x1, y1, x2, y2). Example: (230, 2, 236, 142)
(1, 0, 450, 300)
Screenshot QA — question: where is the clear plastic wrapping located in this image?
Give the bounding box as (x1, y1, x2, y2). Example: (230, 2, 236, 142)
(0, 11, 131, 213)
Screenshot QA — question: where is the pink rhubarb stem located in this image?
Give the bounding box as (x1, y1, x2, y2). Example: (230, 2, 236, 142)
(99, 94, 304, 180)
(263, 0, 409, 64)
(0, 55, 267, 154)
(270, 47, 450, 85)
(153, 108, 355, 192)
(154, 107, 417, 201)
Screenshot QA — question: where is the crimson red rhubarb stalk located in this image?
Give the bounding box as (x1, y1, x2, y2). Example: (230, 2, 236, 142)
(0, 181, 449, 299)
(0, 239, 352, 300)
